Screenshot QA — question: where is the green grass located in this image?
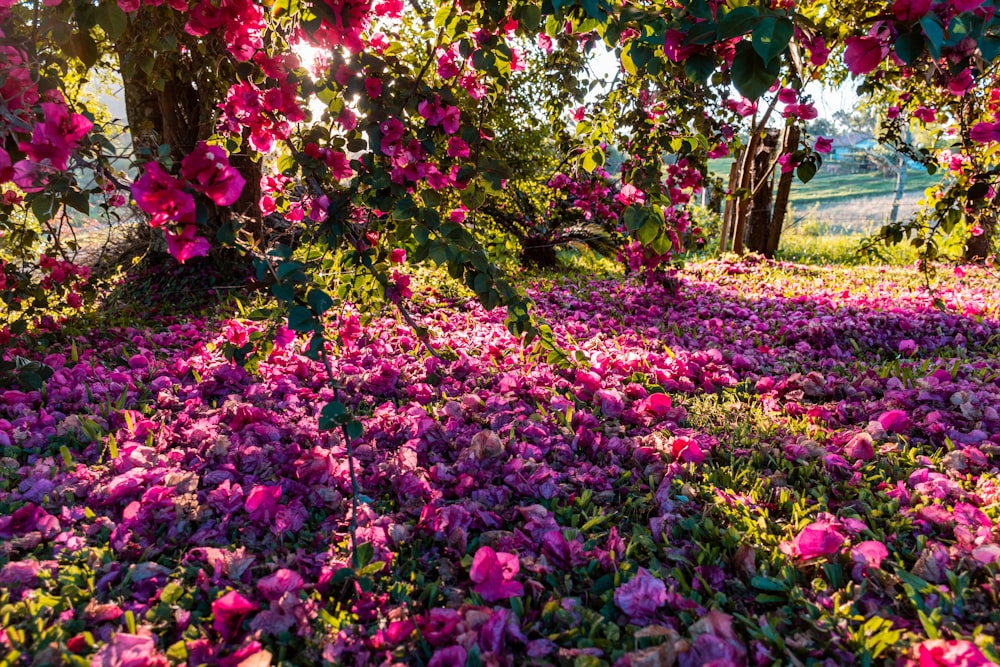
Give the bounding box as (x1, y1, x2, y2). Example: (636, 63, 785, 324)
(707, 158, 943, 207)
(773, 232, 920, 266)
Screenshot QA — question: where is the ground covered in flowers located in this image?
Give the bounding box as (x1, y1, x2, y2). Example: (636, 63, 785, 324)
(2, 258, 1000, 667)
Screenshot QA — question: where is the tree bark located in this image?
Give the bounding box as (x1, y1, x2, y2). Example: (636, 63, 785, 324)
(744, 129, 780, 255)
(117, 16, 262, 243)
(965, 215, 994, 262)
(766, 125, 799, 258)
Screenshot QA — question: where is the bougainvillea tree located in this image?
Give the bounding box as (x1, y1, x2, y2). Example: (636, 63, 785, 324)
(5, 0, 1000, 337)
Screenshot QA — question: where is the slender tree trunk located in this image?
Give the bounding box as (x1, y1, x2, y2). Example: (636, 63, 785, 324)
(745, 130, 780, 255)
(732, 131, 762, 255)
(719, 158, 740, 253)
(888, 154, 906, 226)
(766, 125, 799, 258)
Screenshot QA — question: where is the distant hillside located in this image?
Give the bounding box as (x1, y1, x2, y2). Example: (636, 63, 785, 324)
(707, 158, 944, 234)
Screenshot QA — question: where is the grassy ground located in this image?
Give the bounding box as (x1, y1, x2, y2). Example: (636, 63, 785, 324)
(707, 158, 944, 234)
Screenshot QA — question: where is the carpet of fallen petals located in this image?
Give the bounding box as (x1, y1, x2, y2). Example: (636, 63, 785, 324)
(1, 257, 999, 667)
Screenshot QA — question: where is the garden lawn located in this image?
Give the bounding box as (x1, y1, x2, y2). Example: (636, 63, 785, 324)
(2, 258, 1000, 667)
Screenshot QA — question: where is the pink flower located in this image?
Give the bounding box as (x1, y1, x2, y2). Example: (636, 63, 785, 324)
(365, 76, 382, 98)
(777, 88, 798, 104)
(851, 540, 889, 571)
(844, 36, 885, 76)
(447, 137, 470, 159)
(18, 103, 92, 171)
(379, 117, 405, 146)
(878, 409, 911, 433)
(912, 640, 998, 667)
(428, 646, 467, 667)
(969, 122, 999, 143)
(133, 163, 195, 227)
(180, 143, 245, 206)
(257, 568, 304, 600)
(469, 546, 523, 602)
(90, 633, 165, 667)
(616, 184, 645, 206)
(614, 567, 666, 620)
(844, 432, 875, 461)
(164, 225, 210, 264)
(780, 520, 847, 559)
(725, 97, 757, 117)
(892, 0, 932, 21)
(914, 106, 937, 123)
(708, 142, 729, 158)
(777, 153, 799, 174)
(244, 484, 282, 522)
(814, 136, 833, 153)
(670, 436, 705, 464)
(212, 591, 258, 641)
(949, 68, 974, 96)
(572, 106, 586, 121)
(641, 393, 672, 416)
(898, 339, 918, 356)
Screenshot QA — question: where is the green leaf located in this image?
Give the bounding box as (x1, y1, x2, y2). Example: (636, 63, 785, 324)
(287, 306, 318, 333)
(637, 218, 659, 245)
(308, 288, 334, 315)
(160, 582, 184, 605)
(96, 3, 128, 39)
(750, 576, 787, 592)
(318, 400, 347, 430)
(31, 196, 53, 223)
(70, 31, 100, 69)
(751, 16, 793, 64)
(967, 181, 990, 200)
(920, 14, 944, 58)
(796, 160, 817, 183)
(519, 2, 541, 29)
(894, 31, 924, 65)
(684, 53, 717, 84)
(717, 6, 760, 38)
(730, 42, 779, 100)
(623, 206, 646, 232)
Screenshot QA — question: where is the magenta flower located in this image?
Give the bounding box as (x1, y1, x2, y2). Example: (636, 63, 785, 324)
(212, 591, 258, 641)
(164, 225, 211, 264)
(891, 0, 932, 21)
(17, 103, 92, 171)
(614, 567, 666, 621)
(180, 142, 246, 206)
(132, 163, 195, 228)
(851, 540, 889, 576)
(469, 546, 523, 602)
(814, 136, 833, 154)
(780, 520, 847, 559)
(843, 36, 885, 76)
(878, 409, 912, 433)
(912, 640, 997, 667)
(90, 633, 165, 667)
(671, 436, 705, 464)
(257, 568, 304, 600)
(245, 485, 282, 522)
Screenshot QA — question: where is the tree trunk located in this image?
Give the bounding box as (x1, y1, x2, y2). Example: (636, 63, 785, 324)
(116, 17, 262, 244)
(888, 154, 906, 226)
(965, 214, 994, 262)
(744, 129, 780, 255)
(719, 158, 740, 254)
(766, 125, 799, 258)
(731, 130, 762, 255)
